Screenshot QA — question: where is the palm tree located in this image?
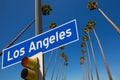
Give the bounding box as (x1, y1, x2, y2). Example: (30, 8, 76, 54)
(81, 42, 86, 47)
(49, 22, 57, 29)
(44, 22, 57, 77)
(81, 49, 86, 55)
(87, 1, 98, 10)
(83, 36, 93, 80)
(81, 41, 90, 80)
(80, 42, 86, 55)
(84, 28, 100, 80)
(87, 1, 120, 34)
(87, 21, 113, 80)
(42, 4, 52, 15)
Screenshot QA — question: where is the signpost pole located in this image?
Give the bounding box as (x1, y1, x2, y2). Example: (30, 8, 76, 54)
(35, 0, 44, 80)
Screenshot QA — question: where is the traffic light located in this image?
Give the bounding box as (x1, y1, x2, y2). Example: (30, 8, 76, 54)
(21, 57, 39, 80)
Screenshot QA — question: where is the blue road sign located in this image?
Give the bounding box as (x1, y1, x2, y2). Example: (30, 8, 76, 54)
(2, 19, 79, 69)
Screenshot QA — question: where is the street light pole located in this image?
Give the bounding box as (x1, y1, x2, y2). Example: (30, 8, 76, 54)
(35, 0, 42, 34)
(35, 0, 44, 80)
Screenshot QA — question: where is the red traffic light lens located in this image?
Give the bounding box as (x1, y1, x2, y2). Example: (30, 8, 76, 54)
(21, 57, 28, 67)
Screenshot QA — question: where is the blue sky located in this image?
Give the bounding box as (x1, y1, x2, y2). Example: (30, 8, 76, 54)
(0, 0, 120, 80)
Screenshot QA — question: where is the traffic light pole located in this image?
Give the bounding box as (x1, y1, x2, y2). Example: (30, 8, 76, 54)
(35, 0, 44, 80)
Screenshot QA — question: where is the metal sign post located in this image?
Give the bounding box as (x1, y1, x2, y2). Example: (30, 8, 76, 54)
(35, 0, 44, 80)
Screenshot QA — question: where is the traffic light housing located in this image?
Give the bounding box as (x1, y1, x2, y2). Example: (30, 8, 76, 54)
(21, 57, 39, 80)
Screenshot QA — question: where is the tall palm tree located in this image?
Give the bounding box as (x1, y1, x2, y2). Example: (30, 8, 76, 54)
(81, 41, 90, 80)
(87, 1, 120, 34)
(49, 22, 58, 79)
(87, 21, 113, 80)
(83, 36, 93, 80)
(44, 22, 57, 77)
(84, 28, 100, 80)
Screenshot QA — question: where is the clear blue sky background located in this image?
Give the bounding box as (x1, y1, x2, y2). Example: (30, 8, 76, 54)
(0, 0, 120, 80)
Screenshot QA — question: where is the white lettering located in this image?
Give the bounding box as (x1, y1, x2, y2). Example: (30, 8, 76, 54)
(13, 50, 19, 58)
(29, 42, 36, 53)
(49, 35, 55, 44)
(56, 32, 59, 42)
(20, 47, 25, 56)
(36, 41, 42, 49)
(27, 28, 73, 52)
(66, 29, 72, 37)
(8, 51, 13, 61)
(43, 38, 49, 49)
(59, 31, 65, 40)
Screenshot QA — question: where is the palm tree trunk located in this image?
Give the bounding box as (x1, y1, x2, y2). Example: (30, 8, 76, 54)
(62, 65, 66, 80)
(98, 8, 120, 34)
(51, 49, 58, 80)
(88, 33, 100, 80)
(82, 61, 88, 80)
(64, 66, 67, 80)
(44, 51, 53, 77)
(56, 57, 62, 80)
(85, 48, 90, 80)
(87, 72, 90, 80)
(81, 65, 85, 80)
(58, 63, 64, 80)
(85, 41, 94, 80)
(92, 28, 113, 80)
